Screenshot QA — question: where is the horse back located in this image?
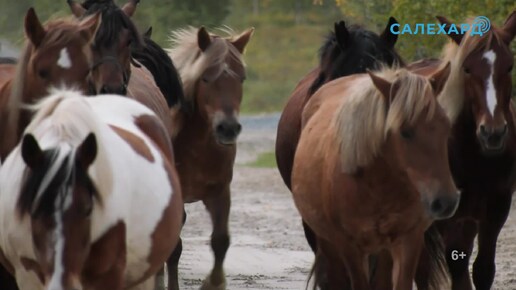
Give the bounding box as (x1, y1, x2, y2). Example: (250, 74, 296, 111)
(126, 64, 175, 138)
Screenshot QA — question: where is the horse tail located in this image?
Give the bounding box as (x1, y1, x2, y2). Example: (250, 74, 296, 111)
(306, 250, 325, 290)
(419, 224, 450, 290)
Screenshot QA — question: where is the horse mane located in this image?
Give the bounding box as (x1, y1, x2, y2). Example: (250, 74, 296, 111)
(438, 19, 505, 123)
(7, 18, 83, 144)
(333, 67, 437, 173)
(309, 25, 404, 96)
(167, 26, 245, 102)
(131, 34, 185, 109)
(81, 0, 144, 49)
(17, 89, 113, 217)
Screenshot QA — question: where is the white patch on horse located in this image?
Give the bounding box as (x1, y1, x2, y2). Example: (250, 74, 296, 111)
(483, 50, 497, 117)
(57, 48, 72, 69)
(47, 208, 65, 290)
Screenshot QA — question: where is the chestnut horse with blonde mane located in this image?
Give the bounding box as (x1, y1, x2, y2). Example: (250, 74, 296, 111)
(0, 89, 183, 290)
(406, 12, 516, 290)
(166, 26, 253, 290)
(292, 66, 459, 290)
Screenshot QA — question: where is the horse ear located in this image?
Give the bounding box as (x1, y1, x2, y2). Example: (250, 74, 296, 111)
(67, 0, 86, 18)
(334, 20, 350, 50)
(76, 133, 97, 169)
(502, 10, 516, 44)
(380, 17, 398, 48)
(368, 70, 392, 100)
(144, 26, 153, 38)
(436, 16, 463, 44)
(21, 134, 43, 169)
(78, 12, 101, 42)
(198, 27, 211, 51)
(122, 0, 139, 17)
(24, 8, 46, 48)
(232, 27, 254, 54)
(429, 62, 451, 97)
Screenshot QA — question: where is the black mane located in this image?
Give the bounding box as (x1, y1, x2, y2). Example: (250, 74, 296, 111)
(81, 0, 144, 49)
(81, 0, 185, 110)
(309, 24, 404, 95)
(132, 34, 186, 109)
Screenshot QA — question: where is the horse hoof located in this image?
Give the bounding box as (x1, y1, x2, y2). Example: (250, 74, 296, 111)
(200, 275, 226, 290)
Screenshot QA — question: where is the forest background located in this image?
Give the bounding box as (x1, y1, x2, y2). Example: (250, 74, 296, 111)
(0, 0, 514, 112)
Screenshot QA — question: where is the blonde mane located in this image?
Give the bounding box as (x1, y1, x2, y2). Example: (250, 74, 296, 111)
(437, 19, 505, 123)
(334, 68, 437, 173)
(24, 88, 113, 201)
(167, 26, 244, 100)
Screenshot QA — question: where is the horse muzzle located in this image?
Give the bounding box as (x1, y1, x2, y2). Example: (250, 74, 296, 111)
(477, 123, 508, 154)
(214, 119, 242, 145)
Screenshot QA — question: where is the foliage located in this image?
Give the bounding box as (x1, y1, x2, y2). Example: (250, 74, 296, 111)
(0, 0, 515, 111)
(247, 151, 277, 168)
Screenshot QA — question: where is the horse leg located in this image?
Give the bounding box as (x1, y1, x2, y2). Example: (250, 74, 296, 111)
(442, 220, 477, 290)
(319, 238, 366, 290)
(370, 249, 393, 290)
(313, 238, 350, 290)
(167, 209, 187, 290)
(390, 232, 424, 290)
(129, 277, 156, 290)
(201, 187, 230, 290)
(472, 193, 511, 290)
(302, 220, 318, 254)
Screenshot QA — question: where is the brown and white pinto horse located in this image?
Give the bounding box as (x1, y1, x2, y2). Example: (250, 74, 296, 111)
(167, 26, 253, 290)
(0, 8, 100, 161)
(291, 66, 459, 290)
(410, 12, 516, 290)
(0, 90, 183, 290)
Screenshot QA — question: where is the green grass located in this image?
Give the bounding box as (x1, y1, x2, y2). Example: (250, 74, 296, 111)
(247, 151, 277, 168)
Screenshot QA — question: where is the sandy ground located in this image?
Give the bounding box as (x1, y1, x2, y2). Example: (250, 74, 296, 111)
(174, 114, 516, 290)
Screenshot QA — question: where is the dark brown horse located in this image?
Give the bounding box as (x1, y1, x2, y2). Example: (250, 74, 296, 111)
(409, 12, 516, 290)
(275, 18, 403, 257)
(167, 26, 253, 290)
(292, 66, 458, 290)
(67, 0, 185, 107)
(0, 8, 100, 290)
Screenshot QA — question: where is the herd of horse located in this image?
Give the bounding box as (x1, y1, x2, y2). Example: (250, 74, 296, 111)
(0, 1, 513, 290)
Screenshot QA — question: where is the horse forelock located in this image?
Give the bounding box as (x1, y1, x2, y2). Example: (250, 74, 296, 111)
(438, 20, 507, 123)
(82, 0, 143, 49)
(21, 89, 112, 205)
(334, 68, 436, 173)
(168, 27, 245, 101)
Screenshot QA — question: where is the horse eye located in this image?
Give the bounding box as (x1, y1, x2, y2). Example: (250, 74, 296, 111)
(464, 67, 471, 74)
(400, 128, 415, 140)
(38, 69, 50, 79)
(509, 65, 513, 73)
(202, 77, 209, 83)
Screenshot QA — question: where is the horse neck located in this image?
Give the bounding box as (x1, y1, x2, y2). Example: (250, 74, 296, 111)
(176, 97, 214, 143)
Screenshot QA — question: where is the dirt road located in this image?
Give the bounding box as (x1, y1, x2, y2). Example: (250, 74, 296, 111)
(176, 114, 516, 290)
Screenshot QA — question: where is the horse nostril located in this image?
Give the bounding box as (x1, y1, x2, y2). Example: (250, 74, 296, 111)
(430, 199, 443, 214)
(235, 123, 242, 134)
(479, 124, 488, 137)
(99, 85, 109, 94)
